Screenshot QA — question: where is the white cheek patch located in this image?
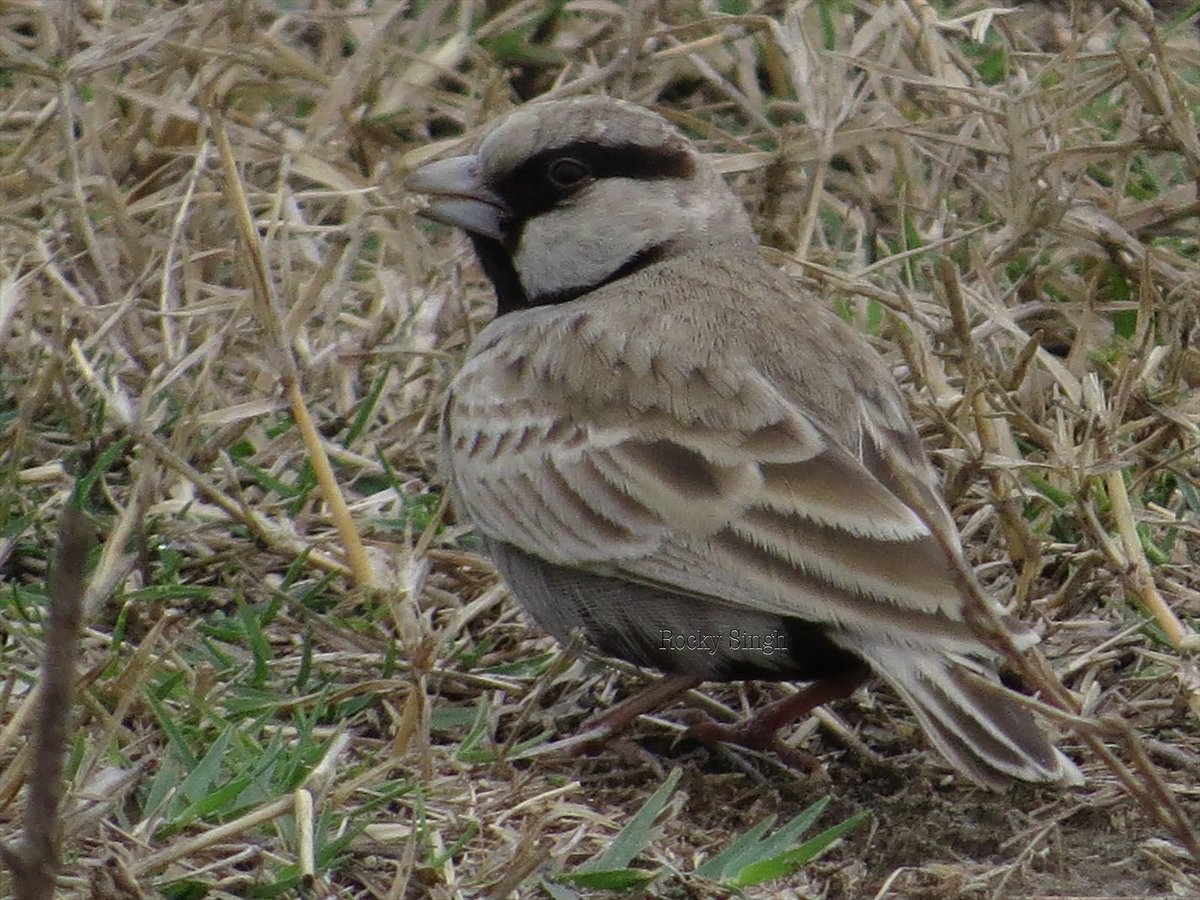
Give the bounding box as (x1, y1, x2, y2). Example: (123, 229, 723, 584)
(513, 215, 594, 300)
(514, 183, 681, 302)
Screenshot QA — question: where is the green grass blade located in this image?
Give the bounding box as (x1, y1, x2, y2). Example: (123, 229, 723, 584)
(579, 766, 681, 872)
(697, 797, 834, 880)
(729, 809, 871, 887)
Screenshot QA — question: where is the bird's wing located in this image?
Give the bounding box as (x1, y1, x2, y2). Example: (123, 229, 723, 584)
(444, 316, 978, 648)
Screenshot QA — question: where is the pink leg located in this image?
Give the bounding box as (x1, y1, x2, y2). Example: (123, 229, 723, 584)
(683, 667, 868, 773)
(565, 673, 703, 771)
(584, 672, 703, 734)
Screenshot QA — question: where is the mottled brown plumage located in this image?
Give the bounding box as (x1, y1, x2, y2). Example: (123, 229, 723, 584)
(408, 96, 1081, 787)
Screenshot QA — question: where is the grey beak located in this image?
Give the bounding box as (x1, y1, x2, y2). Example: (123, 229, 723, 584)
(406, 155, 508, 241)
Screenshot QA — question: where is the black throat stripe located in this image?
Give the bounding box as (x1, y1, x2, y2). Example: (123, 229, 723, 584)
(472, 139, 695, 315)
(472, 238, 670, 315)
(531, 242, 670, 307)
(470, 235, 530, 315)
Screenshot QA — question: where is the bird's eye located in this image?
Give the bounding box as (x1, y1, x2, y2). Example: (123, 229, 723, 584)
(546, 157, 591, 189)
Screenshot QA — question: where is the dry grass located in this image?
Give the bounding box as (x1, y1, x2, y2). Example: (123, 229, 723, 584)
(2, 0, 1200, 897)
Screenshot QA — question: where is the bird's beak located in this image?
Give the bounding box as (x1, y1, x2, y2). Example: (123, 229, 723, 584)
(406, 155, 508, 242)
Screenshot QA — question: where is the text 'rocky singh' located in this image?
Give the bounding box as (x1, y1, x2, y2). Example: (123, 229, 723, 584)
(659, 628, 789, 656)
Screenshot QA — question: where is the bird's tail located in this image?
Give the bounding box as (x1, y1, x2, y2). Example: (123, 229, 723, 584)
(857, 645, 1083, 788)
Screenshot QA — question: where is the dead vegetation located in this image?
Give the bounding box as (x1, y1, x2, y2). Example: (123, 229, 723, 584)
(1, 0, 1199, 897)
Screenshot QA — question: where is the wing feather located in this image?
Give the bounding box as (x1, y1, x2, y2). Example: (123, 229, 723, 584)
(445, 347, 976, 648)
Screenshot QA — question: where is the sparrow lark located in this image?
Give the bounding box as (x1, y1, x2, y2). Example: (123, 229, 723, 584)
(407, 96, 1081, 787)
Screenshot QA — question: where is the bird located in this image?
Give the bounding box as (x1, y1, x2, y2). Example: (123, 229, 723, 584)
(406, 96, 1082, 788)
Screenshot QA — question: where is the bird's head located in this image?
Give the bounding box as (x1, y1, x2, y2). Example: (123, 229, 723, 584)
(406, 97, 755, 313)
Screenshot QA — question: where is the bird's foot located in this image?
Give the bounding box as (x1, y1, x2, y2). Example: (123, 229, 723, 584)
(680, 709, 827, 776)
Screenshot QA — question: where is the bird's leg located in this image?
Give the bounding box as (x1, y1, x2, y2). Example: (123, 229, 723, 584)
(583, 672, 703, 734)
(682, 666, 869, 773)
(559, 673, 703, 768)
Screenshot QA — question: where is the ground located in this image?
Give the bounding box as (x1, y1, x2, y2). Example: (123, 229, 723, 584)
(1, 1, 1199, 898)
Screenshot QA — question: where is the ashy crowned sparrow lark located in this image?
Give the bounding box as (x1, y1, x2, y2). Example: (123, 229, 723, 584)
(407, 96, 1081, 787)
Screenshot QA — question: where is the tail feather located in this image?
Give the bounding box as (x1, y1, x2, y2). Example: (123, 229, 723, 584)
(858, 646, 1083, 788)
